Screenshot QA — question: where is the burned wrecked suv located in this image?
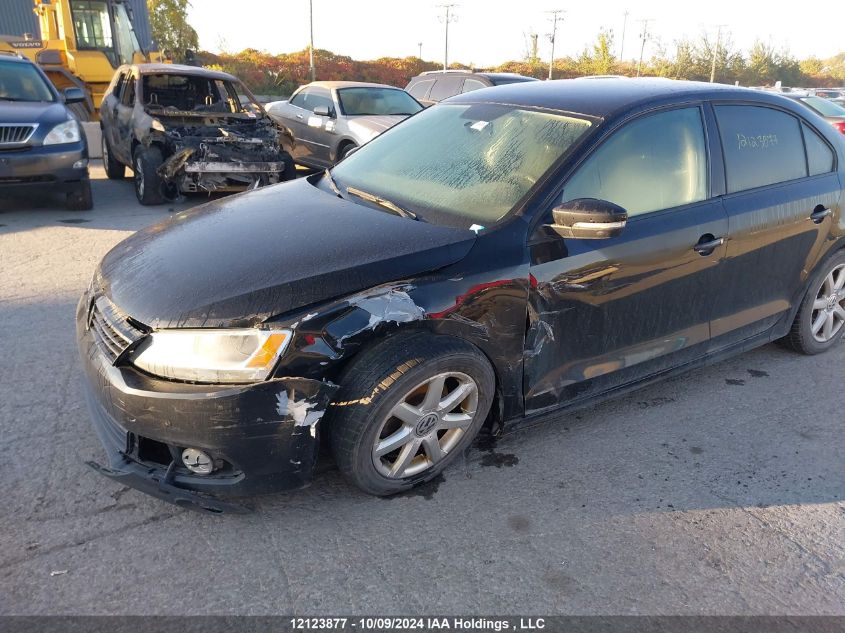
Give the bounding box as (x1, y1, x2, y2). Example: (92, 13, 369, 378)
(100, 64, 295, 205)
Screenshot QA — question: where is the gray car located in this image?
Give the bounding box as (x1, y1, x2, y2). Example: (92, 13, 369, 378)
(266, 81, 422, 169)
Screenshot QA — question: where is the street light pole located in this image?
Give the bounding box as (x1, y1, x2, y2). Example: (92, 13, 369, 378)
(619, 10, 629, 60)
(438, 4, 458, 71)
(709, 25, 726, 83)
(636, 18, 652, 77)
(546, 9, 564, 80)
(308, 0, 315, 81)
(418, 41, 423, 59)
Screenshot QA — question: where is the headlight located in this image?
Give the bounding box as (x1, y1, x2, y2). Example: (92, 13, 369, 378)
(132, 328, 291, 383)
(151, 118, 166, 132)
(43, 119, 81, 145)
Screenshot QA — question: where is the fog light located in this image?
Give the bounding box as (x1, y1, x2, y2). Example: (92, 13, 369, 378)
(73, 159, 88, 169)
(181, 448, 214, 475)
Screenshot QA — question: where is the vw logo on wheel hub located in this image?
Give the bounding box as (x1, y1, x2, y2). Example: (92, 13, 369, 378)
(415, 413, 440, 437)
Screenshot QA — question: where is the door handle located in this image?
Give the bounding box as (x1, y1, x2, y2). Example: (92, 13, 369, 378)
(296, 114, 304, 120)
(810, 206, 832, 223)
(693, 235, 724, 255)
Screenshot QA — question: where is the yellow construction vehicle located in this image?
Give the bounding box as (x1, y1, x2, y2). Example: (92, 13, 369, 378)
(0, 0, 167, 120)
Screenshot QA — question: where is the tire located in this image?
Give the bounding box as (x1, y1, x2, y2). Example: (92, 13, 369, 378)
(781, 250, 845, 354)
(133, 146, 166, 205)
(327, 334, 495, 496)
(279, 150, 296, 181)
(337, 142, 357, 161)
(102, 135, 125, 180)
(65, 179, 93, 211)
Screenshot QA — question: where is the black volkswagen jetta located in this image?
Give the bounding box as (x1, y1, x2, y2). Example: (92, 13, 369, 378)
(78, 78, 845, 512)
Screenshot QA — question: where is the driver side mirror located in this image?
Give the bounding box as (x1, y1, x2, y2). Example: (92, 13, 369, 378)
(313, 105, 334, 118)
(549, 198, 627, 239)
(63, 87, 86, 104)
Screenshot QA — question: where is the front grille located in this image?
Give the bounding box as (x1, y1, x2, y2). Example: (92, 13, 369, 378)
(0, 124, 37, 146)
(88, 295, 146, 364)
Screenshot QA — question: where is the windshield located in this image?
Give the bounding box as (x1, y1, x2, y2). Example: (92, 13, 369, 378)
(0, 60, 55, 102)
(337, 88, 422, 116)
(801, 96, 845, 117)
(331, 103, 592, 227)
(142, 74, 258, 114)
(113, 4, 142, 65)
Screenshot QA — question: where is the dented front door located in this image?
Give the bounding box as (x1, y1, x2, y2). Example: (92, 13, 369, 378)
(522, 105, 728, 414)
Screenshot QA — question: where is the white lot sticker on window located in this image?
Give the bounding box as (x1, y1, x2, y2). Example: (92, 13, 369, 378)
(736, 133, 778, 149)
(307, 116, 322, 128)
(470, 120, 489, 131)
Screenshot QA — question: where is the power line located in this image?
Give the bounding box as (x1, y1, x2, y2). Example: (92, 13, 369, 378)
(437, 4, 458, 71)
(546, 9, 565, 80)
(636, 18, 654, 77)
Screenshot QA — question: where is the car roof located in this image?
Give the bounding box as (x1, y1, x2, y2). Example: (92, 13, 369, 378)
(129, 63, 240, 82)
(302, 81, 400, 90)
(447, 77, 797, 119)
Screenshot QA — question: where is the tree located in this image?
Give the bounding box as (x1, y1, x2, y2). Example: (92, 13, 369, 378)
(576, 30, 616, 76)
(147, 0, 199, 63)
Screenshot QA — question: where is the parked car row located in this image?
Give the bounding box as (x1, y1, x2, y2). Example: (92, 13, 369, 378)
(76, 75, 845, 511)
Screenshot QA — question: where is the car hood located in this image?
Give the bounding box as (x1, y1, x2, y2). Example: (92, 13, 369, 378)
(347, 115, 407, 140)
(97, 178, 476, 329)
(0, 101, 68, 125)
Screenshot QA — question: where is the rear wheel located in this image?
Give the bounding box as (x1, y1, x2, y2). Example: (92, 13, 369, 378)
(102, 135, 125, 180)
(65, 179, 93, 211)
(328, 335, 495, 496)
(133, 146, 166, 205)
(781, 251, 845, 354)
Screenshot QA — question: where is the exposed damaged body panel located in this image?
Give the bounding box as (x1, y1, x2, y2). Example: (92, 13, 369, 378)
(151, 114, 294, 193)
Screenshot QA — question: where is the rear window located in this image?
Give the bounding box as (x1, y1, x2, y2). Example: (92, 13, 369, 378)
(429, 77, 464, 102)
(407, 79, 434, 100)
(489, 76, 538, 86)
(715, 105, 806, 193)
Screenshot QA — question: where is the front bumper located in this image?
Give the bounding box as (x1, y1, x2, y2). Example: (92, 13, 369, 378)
(76, 294, 338, 512)
(0, 141, 88, 191)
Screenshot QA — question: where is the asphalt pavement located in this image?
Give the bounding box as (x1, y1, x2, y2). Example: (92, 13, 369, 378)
(0, 167, 842, 615)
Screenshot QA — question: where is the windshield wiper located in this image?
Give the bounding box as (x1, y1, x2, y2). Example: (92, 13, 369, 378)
(324, 169, 343, 198)
(346, 186, 417, 220)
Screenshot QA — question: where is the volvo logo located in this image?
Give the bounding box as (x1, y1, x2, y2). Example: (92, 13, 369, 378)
(415, 413, 440, 437)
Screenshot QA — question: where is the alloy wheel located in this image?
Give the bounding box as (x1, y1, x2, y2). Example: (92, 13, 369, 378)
(811, 263, 845, 342)
(372, 372, 478, 478)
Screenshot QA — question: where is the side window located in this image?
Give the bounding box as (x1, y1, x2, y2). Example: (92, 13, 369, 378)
(289, 88, 309, 109)
(563, 107, 708, 217)
(307, 88, 334, 113)
(714, 105, 806, 193)
(408, 79, 434, 100)
(429, 77, 463, 102)
(462, 78, 487, 93)
(803, 123, 835, 176)
(112, 72, 126, 100)
(121, 75, 135, 106)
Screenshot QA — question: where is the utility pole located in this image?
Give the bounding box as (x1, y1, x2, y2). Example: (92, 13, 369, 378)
(619, 10, 629, 60)
(308, 0, 316, 81)
(418, 41, 423, 59)
(636, 18, 652, 77)
(437, 4, 458, 71)
(546, 9, 565, 80)
(530, 33, 539, 64)
(709, 24, 726, 83)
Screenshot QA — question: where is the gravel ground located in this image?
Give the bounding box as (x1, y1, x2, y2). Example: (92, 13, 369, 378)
(0, 167, 842, 615)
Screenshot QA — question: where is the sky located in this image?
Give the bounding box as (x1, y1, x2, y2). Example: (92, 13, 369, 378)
(187, 0, 842, 68)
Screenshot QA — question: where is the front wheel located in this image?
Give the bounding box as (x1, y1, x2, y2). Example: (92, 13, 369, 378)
(327, 335, 495, 496)
(133, 146, 166, 205)
(66, 179, 93, 211)
(781, 251, 845, 354)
